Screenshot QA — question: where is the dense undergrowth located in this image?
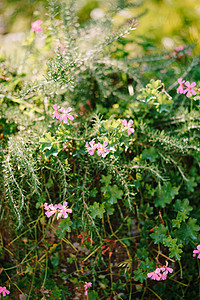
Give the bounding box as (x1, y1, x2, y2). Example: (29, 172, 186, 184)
(1, 0, 200, 299)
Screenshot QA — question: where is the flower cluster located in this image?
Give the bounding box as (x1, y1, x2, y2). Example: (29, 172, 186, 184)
(193, 245, 200, 259)
(147, 261, 173, 281)
(31, 20, 43, 33)
(84, 282, 92, 296)
(122, 119, 134, 135)
(0, 286, 10, 297)
(85, 140, 110, 157)
(177, 78, 197, 97)
(53, 104, 74, 123)
(167, 45, 192, 59)
(55, 41, 66, 55)
(172, 45, 191, 58)
(43, 201, 72, 219)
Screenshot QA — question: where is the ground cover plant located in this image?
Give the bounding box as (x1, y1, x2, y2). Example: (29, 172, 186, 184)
(1, 0, 200, 299)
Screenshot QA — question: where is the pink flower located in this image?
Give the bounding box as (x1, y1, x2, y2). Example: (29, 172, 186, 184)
(57, 201, 72, 219)
(44, 203, 58, 218)
(147, 261, 173, 281)
(177, 78, 185, 94)
(170, 46, 191, 59)
(147, 268, 161, 281)
(186, 50, 192, 56)
(55, 41, 66, 54)
(122, 119, 135, 135)
(43, 202, 72, 219)
(160, 261, 173, 279)
(164, 261, 173, 274)
(31, 20, 43, 33)
(60, 107, 74, 123)
(174, 45, 184, 52)
(0, 286, 10, 297)
(193, 245, 200, 259)
(183, 81, 196, 97)
(53, 104, 60, 119)
(84, 282, 92, 296)
(96, 141, 110, 158)
(85, 140, 97, 155)
(43, 203, 49, 210)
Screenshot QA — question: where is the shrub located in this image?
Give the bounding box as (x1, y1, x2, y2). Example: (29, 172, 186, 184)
(1, 0, 200, 299)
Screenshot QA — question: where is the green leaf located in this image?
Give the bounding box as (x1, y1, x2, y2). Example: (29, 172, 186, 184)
(104, 203, 115, 215)
(90, 188, 98, 198)
(150, 224, 168, 244)
(39, 132, 62, 157)
(57, 218, 72, 239)
(107, 185, 123, 204)
(39, 132, 55, 152)
(45, 176, 54, 189)
(142, 147, 158, 162)
(185, 177, 197, 192)
(100, 174, 112, 186)
(134, 258, 154, 283)
(48, 286, 62, 299)
(133, 268, 147, 283)
(154, 182, 179, 208)
(178, 218, 200, 242)
(113, 279, 126, 291)
(172, 218, 182, 229)
(88, 290, 98, 300)
(139, 203, 153, 216)
(140, 258, 154, 271)
(136, 248, 149, 259)
(172, 199, 193, 228)
(59, 272, 70, 281)
(101, 176, 123, 205)
(163, 236, 183, 260)
(174, 199, 193, 214)
(89, 202, 105, 219)
(50, 252, 60, 267)
(137, 79, 162, 103)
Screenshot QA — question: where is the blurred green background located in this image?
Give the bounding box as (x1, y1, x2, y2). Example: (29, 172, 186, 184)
(0, 0, 200, 54)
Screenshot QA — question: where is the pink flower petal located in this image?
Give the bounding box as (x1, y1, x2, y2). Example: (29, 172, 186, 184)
(128, 119, 133, 127)
(193, 250, 199, 254)
(66, 107, 72, 113)
(191, 82, 196, 88)
(103, 141, 108, 147)
(185, 81, 190, 88)
(122, 119, 127, 126)
(178, 78, 184, 85)
(186, 91, 191, 97)
(191, 90, 196, 96)
(67, 114, 74, 121)
(60, 115, 64, 121)
(167, 267, 173, 273)
(63, 212, 68, 218)
(147, 272, 154, 278)
(57, 212, 62, 219)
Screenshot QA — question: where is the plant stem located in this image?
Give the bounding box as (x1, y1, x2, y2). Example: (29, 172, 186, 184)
(178, 260, 183, 279)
